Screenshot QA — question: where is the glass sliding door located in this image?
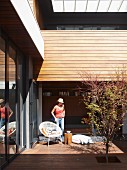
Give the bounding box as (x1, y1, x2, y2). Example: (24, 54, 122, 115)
(32, 83, 38, 142)
(8, 45, 16, 156)
(30, 82, 38, 147)
(0, 30, 26, 168)
(17, 52, 25, 152)
(0, 36, 6, 167)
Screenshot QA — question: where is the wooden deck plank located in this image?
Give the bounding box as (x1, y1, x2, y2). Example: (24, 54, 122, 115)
(4, 141, 127, 170)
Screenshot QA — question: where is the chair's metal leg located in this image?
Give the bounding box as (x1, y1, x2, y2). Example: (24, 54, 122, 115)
(48, 137, 50, 146)
(60, 137, 62, 142)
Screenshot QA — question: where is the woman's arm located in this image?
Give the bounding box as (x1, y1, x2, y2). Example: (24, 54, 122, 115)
(62, 105, 65, 117)
(9, 108, 13, 118)
(51, 106, 57, 122)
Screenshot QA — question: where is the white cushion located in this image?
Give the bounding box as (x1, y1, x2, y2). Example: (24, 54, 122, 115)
(72, 134, 94, 144)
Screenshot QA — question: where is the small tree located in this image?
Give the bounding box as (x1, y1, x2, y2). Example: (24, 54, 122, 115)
(80, 70, 127, 162)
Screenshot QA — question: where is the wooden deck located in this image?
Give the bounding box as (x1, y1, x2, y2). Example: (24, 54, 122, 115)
(4, 140, 127, 170)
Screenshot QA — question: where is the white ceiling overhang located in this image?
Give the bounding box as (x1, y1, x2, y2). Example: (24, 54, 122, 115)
(51, 0, 127, 12)
(10, 0, 44, 59)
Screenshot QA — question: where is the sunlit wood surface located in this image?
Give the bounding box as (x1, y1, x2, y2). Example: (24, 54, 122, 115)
(4, 140, 127, 170)
(0, 143, 16, 154)
(36, 30, 127, 81)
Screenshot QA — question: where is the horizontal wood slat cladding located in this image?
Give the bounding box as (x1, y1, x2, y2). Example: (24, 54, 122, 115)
(37, 30, 127, 81)
(0, 50, 15, 81)
(0, 50, 5, 81)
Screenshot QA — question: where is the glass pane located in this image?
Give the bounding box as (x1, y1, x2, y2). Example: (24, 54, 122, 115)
(119, 0, 127, 12)
(64, 0, 75, 12)
(108, 0, 122, 12)
(75, 0, 87, 12)
(101, 26, 117, 30)
(86, 0, 98, 12)
(30, 82, 38, 146)
(8, 46, 16, 156)
(51, 0, 127, 12)
(0, 36, 6, 166)
(32, 83, 38, 141)
(97, 0, 110, 12)
(51, 0, 63, 12)
(17, 53, 25, 151)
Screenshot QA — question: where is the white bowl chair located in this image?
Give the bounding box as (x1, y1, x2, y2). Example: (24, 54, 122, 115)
(0, 121, 16, 143)
(39, 121, 62, 146)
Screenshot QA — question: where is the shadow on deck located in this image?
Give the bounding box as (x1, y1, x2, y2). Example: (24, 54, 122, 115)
(4, 138, 127, 170)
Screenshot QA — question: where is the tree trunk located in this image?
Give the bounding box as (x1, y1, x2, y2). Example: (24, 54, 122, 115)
(91, 122, 95, 136)
(106, 141, 109, 163)
(91, 116, 96, 136)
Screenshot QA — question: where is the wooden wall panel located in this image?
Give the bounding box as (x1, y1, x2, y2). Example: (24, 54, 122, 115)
(42, 96, 86, 123)
(0, 50, 5, 81)
(0, 50, 15, 81)
(36, 30, 127, 81)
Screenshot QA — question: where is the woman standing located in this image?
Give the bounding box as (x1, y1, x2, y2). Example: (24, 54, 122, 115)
(0, 99, 13, 128)
(51, 98, 65, 136)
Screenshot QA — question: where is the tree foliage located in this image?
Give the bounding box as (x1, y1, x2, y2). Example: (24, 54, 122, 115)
(80, 69, 127, 162)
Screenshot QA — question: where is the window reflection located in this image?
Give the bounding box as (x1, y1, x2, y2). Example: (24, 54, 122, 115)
(57, 25, 120, 30)
(0, 36, 6, 166)
(17, 53, 24, 151)
(0, 32, 25, 167)
(8, 45, 16, 155)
